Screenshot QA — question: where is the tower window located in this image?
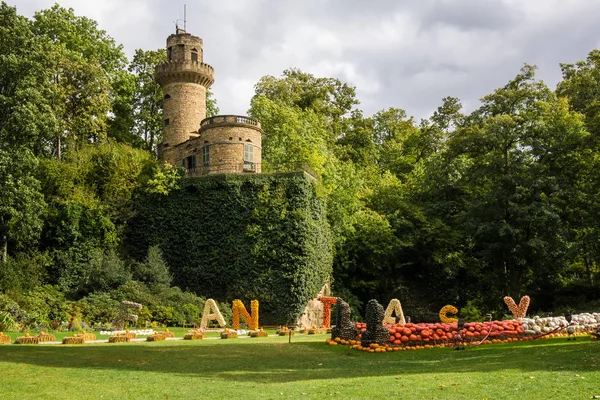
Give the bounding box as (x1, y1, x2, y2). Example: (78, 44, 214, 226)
(164, 94, 171, 100)
(191, 48, 198, 62)
(167, 47, 172, 61)
(244, 144, 254, 162)
(244, 144, 255, 172)
(164, 119, 170, 126)
(202, 146, 210, 166)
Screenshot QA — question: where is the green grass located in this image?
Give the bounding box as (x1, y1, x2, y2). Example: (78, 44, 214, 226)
(0, 334, 598, 399)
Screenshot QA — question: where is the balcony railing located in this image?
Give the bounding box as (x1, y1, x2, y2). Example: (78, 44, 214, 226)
(243, 161, 256, 172)
(184, 161, 261, 176)
(200, 115, 261, 129)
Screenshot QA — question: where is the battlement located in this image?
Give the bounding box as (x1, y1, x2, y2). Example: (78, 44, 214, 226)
(156, 61, 214, 87)
(200, 115, 262, 132)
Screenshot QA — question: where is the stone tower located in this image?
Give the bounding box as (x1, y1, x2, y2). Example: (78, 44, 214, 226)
(156, 28, 262, 174)
(156, 29, 214, 157)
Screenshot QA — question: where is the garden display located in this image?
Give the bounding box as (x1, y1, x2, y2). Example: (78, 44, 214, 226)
(146, 333, 166, 341)
(37, 332, 56, 342)
(184, 329, 206, 340)
(504, 296, 530, 319)
(383, 299, 405, 324)
(62, 335, 85, 344)
(249, 328, 268, 337)
(108, 335, 131, 343)
(277, 326, 294, 336)
(158, 329, 175, 338)
(0, 332, 10, 344)
(318, 296, 337, 328)
(330, 298, 358, 341)
(81, 332, 96, 341)
(115, 301, 143, 330)
(326, 295, 600, 353)
(220, 329, 238, 339)
(14, 334, 40, 344)
(200, 299, 227, 329)
(232, 299, 259, 330)
(306, 326, 326, 334)
(439, 305, 459, 323)
(360, 299, 389, 347)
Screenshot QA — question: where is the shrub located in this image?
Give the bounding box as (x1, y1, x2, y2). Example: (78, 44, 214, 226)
(78, 293, 120, 325)
(460, 301, 484, 322)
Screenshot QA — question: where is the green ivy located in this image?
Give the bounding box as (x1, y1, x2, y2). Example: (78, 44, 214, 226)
(127, 172, 333, 324)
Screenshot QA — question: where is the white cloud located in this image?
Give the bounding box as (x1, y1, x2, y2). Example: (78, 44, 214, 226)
(10, 0, 600, 119)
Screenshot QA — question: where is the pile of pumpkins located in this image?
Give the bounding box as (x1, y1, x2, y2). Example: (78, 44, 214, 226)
(520, 312, 600, 336)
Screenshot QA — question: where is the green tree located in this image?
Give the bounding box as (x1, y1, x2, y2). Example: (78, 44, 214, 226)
(444, 66, 589, 304)
(0, 149, 46, 263)
(0, 2, 57, 154)
(31, 4, 127, 157)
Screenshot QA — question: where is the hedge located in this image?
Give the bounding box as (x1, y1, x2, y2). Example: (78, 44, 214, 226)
(126, 172, 333, 324)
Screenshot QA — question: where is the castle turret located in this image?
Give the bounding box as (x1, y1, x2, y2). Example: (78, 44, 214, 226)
(156, 29, 214, 163)
(156, 28, 262, 174)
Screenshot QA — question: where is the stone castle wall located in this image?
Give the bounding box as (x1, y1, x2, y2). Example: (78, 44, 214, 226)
(162, 82, 207, 146)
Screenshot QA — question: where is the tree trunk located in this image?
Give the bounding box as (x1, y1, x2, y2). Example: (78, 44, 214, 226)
(2, 234, 7, 264)
(57, 134, 62, 161)
(584, 256, 594, 286)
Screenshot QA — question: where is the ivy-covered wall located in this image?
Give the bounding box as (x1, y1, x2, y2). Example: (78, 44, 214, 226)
(126, 172, 333, 324)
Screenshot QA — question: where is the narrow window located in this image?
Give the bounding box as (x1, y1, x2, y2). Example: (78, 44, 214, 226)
(202, 146, 210, 166)
(244, 144, 254, 171)
(191, 48, 198, 62)
(164, 119, 170, 126)
(187, 155, 196, 170)
(167, 47, 172, 61)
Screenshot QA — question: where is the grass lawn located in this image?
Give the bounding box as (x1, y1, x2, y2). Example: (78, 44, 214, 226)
(0, 334, 598, 399)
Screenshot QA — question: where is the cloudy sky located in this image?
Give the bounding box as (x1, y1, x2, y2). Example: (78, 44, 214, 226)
(12, 0, 600, 120)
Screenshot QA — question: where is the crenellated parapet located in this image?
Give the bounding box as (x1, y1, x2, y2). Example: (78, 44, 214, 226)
(155, 61, 214, 87)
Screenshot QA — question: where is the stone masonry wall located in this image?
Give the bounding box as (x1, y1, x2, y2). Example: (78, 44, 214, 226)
(162, 82, 207, 146)
(200, 125, 262, 174)
(166, 33, 203, 62)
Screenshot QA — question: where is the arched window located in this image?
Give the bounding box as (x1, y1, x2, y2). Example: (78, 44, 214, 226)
(191, 48, 198, 62)
(164, 94, 171, 100)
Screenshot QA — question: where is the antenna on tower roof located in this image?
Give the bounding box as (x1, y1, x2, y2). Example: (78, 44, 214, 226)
(174, 4, 187, 34)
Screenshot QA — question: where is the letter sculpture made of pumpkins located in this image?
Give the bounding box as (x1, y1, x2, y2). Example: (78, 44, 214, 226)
(330, 298, 358, 341)
(360, 299, 389, 347)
